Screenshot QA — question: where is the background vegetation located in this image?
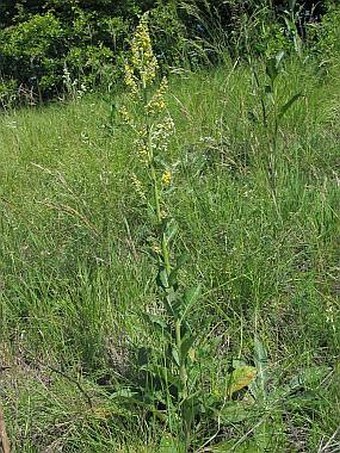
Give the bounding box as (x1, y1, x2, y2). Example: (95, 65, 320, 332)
(0, 0, 339, 451)
(0, 0, 339, 107)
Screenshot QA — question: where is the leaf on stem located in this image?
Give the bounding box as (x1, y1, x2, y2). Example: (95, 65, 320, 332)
(278, 92, 302, 120)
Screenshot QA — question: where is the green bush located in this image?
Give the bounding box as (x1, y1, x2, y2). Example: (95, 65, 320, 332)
(308, 4, 340, 66)
(0, 9, 130, 104)
(64, 45, 115, 93)
(0, 13, 65, 100)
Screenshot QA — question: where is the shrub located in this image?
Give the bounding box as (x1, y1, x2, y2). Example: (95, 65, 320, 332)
(0, 9, 129, 104)
(64, 45, 115, 93)
(307, 4, 340, 66)
(0, 13, 65, 100)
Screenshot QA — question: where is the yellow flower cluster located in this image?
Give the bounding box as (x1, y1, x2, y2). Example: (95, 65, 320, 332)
(121, 13, 175, 193)
(146, 77, 168, 115)
(124, 63, 138, 95)
(134, 135, 149, 164)
(161, 170, 172, 187)
(131, 173, 146, 201)
(130, 15, 158, 90)
(119, 104, 135, 128)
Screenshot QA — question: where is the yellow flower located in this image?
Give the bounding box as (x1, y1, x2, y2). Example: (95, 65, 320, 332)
(161, 170, 172, 186)
(160, 209, 168, 219)
(134, 137, 149, 164)
(152, 244, 161, 255)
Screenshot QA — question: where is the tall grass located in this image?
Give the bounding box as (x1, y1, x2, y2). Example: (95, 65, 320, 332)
(0, 45, 339, 450)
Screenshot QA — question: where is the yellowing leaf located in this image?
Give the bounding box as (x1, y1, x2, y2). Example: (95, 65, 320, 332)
(226, 366, 257, 397)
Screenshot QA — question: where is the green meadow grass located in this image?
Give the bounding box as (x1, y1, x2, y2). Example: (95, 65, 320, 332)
(0, 57, 339, 451)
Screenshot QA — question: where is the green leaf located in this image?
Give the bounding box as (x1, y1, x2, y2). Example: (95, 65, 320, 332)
(183, 284, 201, 307)
(219, 401, 253, 423)
(165, 289, 177, 317)
(168, 253, 189, 287)
(275, 50, 285, 68)
(142, 312, 171, 339)
(278, 92, 302, 120)
(143, 312, 167, 330)
(176, 253, 189, 268)
(232, 358, 247, 369)
(172, 347, 180, 366)
(180, 334, 196, 359)
(285, 366, 331, 394)
(148, 364, 180, 388)
(178, 284, 201, 322)
(251, 336, 268, 401)
(168, 268, 180, 287)
(157, 267, 169, 290)
(165, 218, 178, 245)
(266, 51, 284, 84)
(266, 58, 279, 83)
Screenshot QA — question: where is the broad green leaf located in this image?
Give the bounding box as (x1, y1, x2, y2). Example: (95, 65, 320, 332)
(285, 366, 331, 394)
(157, 267, 169, 290)
(266, 58, 279, 83)
(170, 285, 201, 323)
(143, 312, 167, 330)
(181, 334, 196, 359)
(219, 400, 253, 423)
(266, 51, 284, 84)
(176, 253, 189, 268)
(232, 358, 247, 369)
(275, 50, 285, 68)
(168, 253, 189, 286)
(142, 312, 171, 339)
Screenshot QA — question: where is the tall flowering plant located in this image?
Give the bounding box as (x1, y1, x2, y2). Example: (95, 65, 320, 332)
(120, 15, 200, 444)
(119, 15, 257, 448)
